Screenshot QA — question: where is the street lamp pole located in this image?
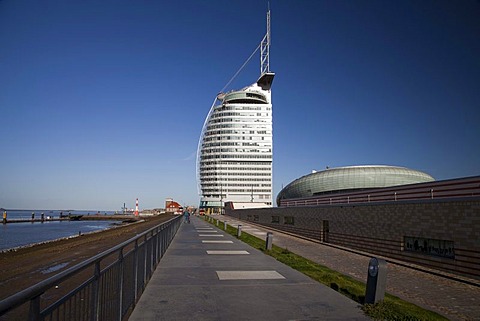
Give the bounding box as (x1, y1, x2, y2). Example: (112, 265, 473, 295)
(220, 183, 223, 215)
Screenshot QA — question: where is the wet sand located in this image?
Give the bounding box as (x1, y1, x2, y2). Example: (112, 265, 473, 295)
(0, 214, 175, 301)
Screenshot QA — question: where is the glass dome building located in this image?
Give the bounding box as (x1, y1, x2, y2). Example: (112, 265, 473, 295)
(277, 165, 435, 205)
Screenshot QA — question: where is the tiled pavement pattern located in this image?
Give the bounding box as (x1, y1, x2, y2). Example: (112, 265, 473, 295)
(129, 216, 369, 321)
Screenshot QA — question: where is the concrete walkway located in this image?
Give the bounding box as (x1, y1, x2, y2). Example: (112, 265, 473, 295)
(221, 216, 480, 321)
(129, 216, 369, 321)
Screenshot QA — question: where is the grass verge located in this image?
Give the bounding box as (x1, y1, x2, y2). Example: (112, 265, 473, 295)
(205, 217, 448, 321)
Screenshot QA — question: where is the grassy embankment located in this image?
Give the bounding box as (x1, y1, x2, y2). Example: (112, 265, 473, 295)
(205, 217, 448, 321)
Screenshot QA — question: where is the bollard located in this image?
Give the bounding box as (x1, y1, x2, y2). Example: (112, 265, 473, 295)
(237, 225, 242, 237)
(224, 220, 227, 230)
(2, 211, 6, 224)
(365, 257, 387, 304)
(265, 232, 273, 250)
(216, 219, 219, 226)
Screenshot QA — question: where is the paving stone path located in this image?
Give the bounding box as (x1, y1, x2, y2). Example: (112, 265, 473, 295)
(129, 216, 369, 321)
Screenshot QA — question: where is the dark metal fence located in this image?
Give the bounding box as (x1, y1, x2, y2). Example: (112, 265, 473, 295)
(0, 215, 182, 321)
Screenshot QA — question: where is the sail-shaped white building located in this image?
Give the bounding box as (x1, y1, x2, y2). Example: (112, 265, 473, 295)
(197, 10, 275, 214)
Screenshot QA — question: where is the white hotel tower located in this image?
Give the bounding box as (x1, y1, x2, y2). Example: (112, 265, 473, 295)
(197, 10, 275, 214)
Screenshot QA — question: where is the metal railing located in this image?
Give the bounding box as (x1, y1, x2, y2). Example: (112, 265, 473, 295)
(0, 215, 182, 321)
(279, 176, 480, 207)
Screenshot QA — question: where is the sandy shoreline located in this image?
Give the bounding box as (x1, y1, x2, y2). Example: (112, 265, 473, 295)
(0, 214, 175, 301)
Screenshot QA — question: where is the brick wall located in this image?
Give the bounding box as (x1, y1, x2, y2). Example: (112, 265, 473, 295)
(225, 198, 480, 279)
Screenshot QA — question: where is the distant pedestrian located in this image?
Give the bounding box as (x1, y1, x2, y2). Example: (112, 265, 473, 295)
(183, 209, 190, 223)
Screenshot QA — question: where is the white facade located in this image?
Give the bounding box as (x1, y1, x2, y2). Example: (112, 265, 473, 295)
(197, 80, 274, 213)
(197, 10, 274, 214)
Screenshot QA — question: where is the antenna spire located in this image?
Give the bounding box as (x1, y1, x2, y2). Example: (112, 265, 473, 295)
(260, 8, 271, 75)
(257, 7, 274, 91)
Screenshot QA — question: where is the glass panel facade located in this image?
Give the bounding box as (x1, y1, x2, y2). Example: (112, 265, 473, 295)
(197, 83, 274, 211)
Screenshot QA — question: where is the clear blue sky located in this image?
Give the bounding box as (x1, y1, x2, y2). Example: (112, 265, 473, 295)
(1, 0, 479, 211)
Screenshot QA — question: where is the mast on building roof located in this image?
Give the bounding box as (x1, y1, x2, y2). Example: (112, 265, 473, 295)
(257, 8, 275, 91)
(260, 8, 271, 75)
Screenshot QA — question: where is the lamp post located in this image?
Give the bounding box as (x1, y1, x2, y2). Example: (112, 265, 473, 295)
(220, 183, 223, 215)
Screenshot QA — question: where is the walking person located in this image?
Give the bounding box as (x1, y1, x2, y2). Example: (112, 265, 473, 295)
(183, 208, 190, 223)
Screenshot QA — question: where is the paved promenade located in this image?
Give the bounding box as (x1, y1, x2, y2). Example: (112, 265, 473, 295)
(221, 216, 480, 321)
(129, 216, 369, 321)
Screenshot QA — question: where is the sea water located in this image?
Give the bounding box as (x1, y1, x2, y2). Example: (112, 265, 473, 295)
(0, 210, 120, 251)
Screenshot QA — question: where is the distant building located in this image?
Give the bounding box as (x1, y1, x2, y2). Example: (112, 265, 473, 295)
(277, 165, 434, 206)
(165, 198, 182, 214)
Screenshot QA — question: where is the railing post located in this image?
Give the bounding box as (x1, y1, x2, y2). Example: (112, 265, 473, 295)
(155, 230, 159, 265)
(143, 235, 148, 284)
(150, 231, 154, 273)
(158, 226, 162, 260)
(90, 261, 101, 321)
(161, 226, 165, 257)
(118, 249, 124, 321)
(133, 240, 139, 306)
(28, 295, 40, 321)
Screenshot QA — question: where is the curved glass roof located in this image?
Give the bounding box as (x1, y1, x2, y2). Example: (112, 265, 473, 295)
(276, 165, 435, 204)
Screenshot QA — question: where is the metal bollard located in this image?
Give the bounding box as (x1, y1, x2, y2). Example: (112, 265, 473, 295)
(266, 232, 273, 250)
(216, 219, 219, 226)
(237, 225, 242, 237)
(224, 221, 227, 230)
(365, 257, 387, 304)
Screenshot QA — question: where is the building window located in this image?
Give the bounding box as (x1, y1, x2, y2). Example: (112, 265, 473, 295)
(284, 216, 294, 225)
(271, 216, 280, 223)
(404, 236, 455, 259)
